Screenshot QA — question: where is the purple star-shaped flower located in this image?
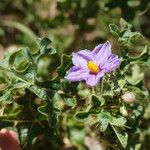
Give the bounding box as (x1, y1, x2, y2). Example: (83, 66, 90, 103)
(65, 41, 121, 86)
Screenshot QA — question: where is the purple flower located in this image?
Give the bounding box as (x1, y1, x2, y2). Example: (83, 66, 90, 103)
(65, 41, 120, 86)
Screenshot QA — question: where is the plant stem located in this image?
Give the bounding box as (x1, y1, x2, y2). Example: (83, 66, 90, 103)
(1, 118, 46, 123)
(100, 77, 104, 95)
(92, 87, 96, 95)
(17, 126, 22, 148)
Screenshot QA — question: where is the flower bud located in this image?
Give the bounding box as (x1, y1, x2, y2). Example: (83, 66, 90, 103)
(122, 92, 135, 104)
(120, 106, 128, 117)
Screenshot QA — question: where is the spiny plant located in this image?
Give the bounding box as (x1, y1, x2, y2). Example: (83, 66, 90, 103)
(0, 19, 149, 149)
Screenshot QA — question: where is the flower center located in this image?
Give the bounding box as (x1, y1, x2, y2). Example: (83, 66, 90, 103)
(87, 61, 99, 74)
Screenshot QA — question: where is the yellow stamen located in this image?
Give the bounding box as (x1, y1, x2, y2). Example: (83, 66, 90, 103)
(87, 61, 99, 74)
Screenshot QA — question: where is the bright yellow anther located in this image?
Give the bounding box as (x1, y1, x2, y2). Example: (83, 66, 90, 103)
(87, 61, 99, 74)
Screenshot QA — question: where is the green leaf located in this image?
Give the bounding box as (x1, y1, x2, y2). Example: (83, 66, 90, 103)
(61, 79, 78, 94)
(109, 24, 119, 36)
(125, 64, 144, 85)
(97, 112, 111, 132)
(28, 85, 48, 100)
(48, 106, 61, 127)
(120, 18, 132, 30)
(37, 104, 48, 118)
(53, 93, 64, 110)
(97, 112, 126, 132)
(18, 128, 28, 146)
(37, 37, 56, 55)
(91, 95, 101, 108)
(57, 55, 72, 77)
(36, 55, 52, 82)
(12, 82, 29, 89)
(9, 48, 32, 73)
(120, 30, 141, 45)
(111, 125, 128, 149)
(110, 116, 126, 127)
(110, 18, 142, 46)
(0, 72, 11, 91)
(0, 90, 12, 103)
(75, 112, 89, 120)
(0, 103, 23, 119)
(65, 97, 77, 107)
(129, 46, 150, 62)
(69, 127, 87, 150)
(38, 101, 60, 127)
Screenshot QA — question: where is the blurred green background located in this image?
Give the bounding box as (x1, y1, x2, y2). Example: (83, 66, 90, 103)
(0, 0, 150, 57)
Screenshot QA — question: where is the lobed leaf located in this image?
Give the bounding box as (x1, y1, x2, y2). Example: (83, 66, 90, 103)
(111, 125, 128, 149)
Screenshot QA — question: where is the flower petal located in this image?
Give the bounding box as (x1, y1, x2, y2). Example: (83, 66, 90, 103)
(86, 72, 104, 86)
(92, 41, 112, 67)
(102, 54, 120, 72)
(77, 49, 93, 60)
(92, 44, 103, 54)
(65, 68, 90, 82)
(67, 66, 80, 73)
(72, 50, 92, 69)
